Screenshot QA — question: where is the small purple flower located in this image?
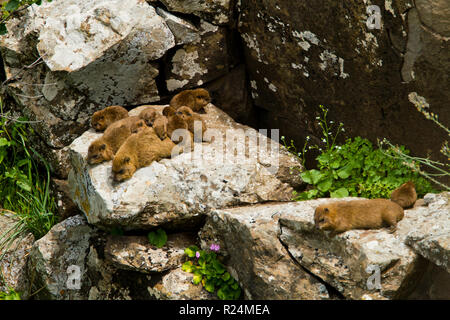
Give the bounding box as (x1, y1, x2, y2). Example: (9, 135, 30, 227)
(195, 251, 200, 259)
(210, 244, 220, 252)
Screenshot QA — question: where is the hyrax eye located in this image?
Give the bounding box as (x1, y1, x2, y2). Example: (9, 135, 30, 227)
(118, 169, 125, 174)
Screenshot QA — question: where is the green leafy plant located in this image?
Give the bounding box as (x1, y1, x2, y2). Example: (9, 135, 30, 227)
(0, 98, 56, 242)
(291, 104, 434, 200)
(1, 0, 52, 35)
(147, 228, 167, 248)
(182, 245, 241, 300)
(0, 287, 21, 300)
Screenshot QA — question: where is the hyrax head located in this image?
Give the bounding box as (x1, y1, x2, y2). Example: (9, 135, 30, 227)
(139, 109, 159, 127)
(112, 155, 136, 182)
(87, 140, 113, 165)
(192, 88, 211, 109)
(91, 110, 107, 131)
(130, 119, 147, 134)
(314, 205, 334, 231)
(176, 106, 195, 121)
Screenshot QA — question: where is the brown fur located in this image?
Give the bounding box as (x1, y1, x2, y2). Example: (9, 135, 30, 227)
(169, 88, 211, 112)
(112, 127, 176, 182)
(314, 199, 404, 235)
(161, 106, 194, 152)
(139, 107, 160, 127)
(91, 105, 128, 131)
(390, 181, 417, 209)
(87, 117, 147, 164)
(176, 106, 206, 142)
(153, 115, 169, 140)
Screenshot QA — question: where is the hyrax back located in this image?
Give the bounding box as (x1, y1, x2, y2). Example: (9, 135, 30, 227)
(91, 105, 128, 131)
(170, 88, 211, 112)
(314, 199, 404, 234)
(390, 181, 417, 209)
(112, 127, 176, 182)
(87, 117, 147, 165)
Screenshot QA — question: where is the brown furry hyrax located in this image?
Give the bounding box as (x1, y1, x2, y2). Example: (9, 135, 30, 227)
(87, 117, 147, 165)
(314, 199, 404, 235)
(161, 106, 194, 152)
(91, 105, 128, 131)
(139, 107, 160, 127)
(390, 181, 417, 209)
(170, 88, 211, 112)
(176, 106, 206, 141)
(87, 126, 132, 165)
(112, 127, 176, 182)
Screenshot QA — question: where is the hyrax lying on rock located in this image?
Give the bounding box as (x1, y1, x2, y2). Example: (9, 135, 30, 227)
(160, 106, 194, 151)
(139, 107, 160, 127)
(91, 105, 128, 131)
(314, 199, 404, 235)
(170, 88, 211, 112)
(87, 117, 147, 164)
(112, 127, 176, 182)
(176, 106, 206, 141)
(390, 181, 417, 209)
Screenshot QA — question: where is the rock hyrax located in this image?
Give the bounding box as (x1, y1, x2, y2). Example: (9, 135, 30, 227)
(91, 105, 128, 131)
(314, 199, 404, 235)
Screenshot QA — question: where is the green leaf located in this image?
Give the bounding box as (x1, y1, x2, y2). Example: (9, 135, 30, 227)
(184, 245, 199, 258)
(5, 0, 20, 11)
(330, 187, 349, 198)
(147, 228, 167, 248)
(212, 259, 225, 274)
(0, 138, 11, 147)
(182, 261, 195, 273)
(204, 280, 215, 293)
(193, 272, 202, 285)
(221, 272, 230, 281)
(337, 164, 352, 179)
(317, 177, 333, 192)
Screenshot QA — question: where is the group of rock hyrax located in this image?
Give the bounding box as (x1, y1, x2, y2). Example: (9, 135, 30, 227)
(88, 89, 419, 236)
(87, 88, 210, 182)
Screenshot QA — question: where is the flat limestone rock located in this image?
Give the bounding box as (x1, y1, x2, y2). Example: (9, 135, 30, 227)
(105, 233, 195, 273)
(68, 104, 303, 230)
(404, 192, 450, 273)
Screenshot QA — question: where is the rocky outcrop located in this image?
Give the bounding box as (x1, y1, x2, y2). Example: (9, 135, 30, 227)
(404, 193, 450, 273)
(199, 193, 449, 300)
(26, 214, 214, 300)
(199, 204, 333, 300)
(68, 103, 303, 230)
(238, 0, 449, 163)
(105, 233, 195, 273)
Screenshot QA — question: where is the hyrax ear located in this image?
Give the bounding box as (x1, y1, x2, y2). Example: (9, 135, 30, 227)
(100, 144, 106, 150)
(163, 106, 176, 117)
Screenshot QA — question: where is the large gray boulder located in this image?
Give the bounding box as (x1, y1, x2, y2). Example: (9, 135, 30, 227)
(199, 204, 333, 300)
(68, 104, 303, 230)
(238, 0, 449, 163)
(404, 192, 450, 273)
(0, 0, 175, 176)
